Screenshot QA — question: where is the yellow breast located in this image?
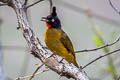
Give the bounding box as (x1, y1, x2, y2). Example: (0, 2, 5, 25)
(44, 28, 79, 67)
(44, 28, 68, 57)
(44, 28, 61, 42)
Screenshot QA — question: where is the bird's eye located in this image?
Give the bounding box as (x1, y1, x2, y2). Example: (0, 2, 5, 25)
(51, 19, 55, 22)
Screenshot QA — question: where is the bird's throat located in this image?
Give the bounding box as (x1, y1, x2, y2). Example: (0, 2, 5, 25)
(46, 23, 51, 28)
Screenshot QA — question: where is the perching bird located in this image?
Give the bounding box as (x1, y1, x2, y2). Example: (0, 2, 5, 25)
(41, 6, 79, 67)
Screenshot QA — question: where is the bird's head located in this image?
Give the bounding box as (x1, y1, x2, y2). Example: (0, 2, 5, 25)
(41, 6, 61, 29)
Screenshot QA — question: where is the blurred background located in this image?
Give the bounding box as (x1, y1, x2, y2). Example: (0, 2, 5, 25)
(0, 0, 120, 80)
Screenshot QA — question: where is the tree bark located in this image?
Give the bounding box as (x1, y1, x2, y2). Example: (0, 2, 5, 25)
(0, 0, 90, 80)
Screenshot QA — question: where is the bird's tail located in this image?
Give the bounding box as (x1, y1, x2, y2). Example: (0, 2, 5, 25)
(74, 60, 79, 68)
(65, 55, 79, 68)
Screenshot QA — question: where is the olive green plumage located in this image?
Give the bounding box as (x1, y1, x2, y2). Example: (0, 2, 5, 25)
(42, 6, 79, 67)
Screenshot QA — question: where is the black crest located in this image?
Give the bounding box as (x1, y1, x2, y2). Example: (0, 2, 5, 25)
(52, 6, 57, 16)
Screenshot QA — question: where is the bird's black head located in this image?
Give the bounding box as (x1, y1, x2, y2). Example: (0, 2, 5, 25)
(41, 6, 61, 28)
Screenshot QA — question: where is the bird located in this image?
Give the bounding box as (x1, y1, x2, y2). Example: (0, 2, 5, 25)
(41, 6, 79, 68)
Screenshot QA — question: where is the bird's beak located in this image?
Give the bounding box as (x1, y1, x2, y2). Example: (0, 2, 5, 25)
(41, 17, 49, 22)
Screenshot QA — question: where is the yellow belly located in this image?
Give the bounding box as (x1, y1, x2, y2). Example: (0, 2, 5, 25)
(44, 28, 78, 67)
(44, 28, 68, 57)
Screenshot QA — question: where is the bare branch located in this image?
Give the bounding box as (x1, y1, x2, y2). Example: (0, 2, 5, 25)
(49, 0, 53, 14)
(108, 0, 120, 15)
(75, 34, 120, 53)
(15, 69, 49, 80)
(58, 0, 120, 27)
(29, 53, 55, 80)
(29, 64, 44, 80)
(26, 0, 44, 9)
(0, 0, 89, 80)
(0, 3, 8, 6)
(82, 48, 120, 69)
(24, 0, 28, 5)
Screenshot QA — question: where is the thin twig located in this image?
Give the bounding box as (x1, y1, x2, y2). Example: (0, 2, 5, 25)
(82, 48, 120, 69)
(24, 0, 28, 5)
(0, 3, 8, 6)
(49, 0, 53, 14)
(29, 64, 44, 80)
(108, 0, 120, 15)
(26, 0, 44, 9)
(75, 35, 120, 53)
(58, 0, 120, 27)
(29, 53, 55, 80)
(15, 69, 49, 80)
(29, 57, 63, 80)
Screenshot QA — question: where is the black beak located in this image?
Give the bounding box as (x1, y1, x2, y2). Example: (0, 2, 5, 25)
(41, 17, 47, 21)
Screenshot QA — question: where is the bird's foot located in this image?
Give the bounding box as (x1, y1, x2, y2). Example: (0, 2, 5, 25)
(59, 58, 64, 63)
(42, 46, 48, 49)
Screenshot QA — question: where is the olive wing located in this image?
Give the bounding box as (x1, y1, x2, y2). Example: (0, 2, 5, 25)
(60, 29, 75, 57)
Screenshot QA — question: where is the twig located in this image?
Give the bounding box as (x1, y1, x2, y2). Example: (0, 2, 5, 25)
(82, 48, 120, 69)
(0, 3, 8, 6)
(15, 69, 49, 80)
(75, 35, 120, 53)
(26, 0, 44, 9)
(29, 57, 64, 80)
(29, 53, 55, 80)
(57, 0, 120, 27)
(59, 58, 64, 63)
(49, 0, 53, 14)
(24, 0, 28, 5)
(108, 0, 120, 15)
(29, 64, 44, 80)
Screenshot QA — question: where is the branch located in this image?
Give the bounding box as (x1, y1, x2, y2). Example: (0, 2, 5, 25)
(15, 69, 49, 80)
(0, 0, 89, 80)
(0, 3, 8, 6)
(24, 0, 28, 5)
(26, 0, 44, 9)
(58, 0, 120, 27)
(75, 34, 120, 53)
(29, 53, 54, 80)
(49, 0, 53, 14)
(82, 48, 120, 69)
(29, 63, 44, 80)
(108, 0, 120, 15)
